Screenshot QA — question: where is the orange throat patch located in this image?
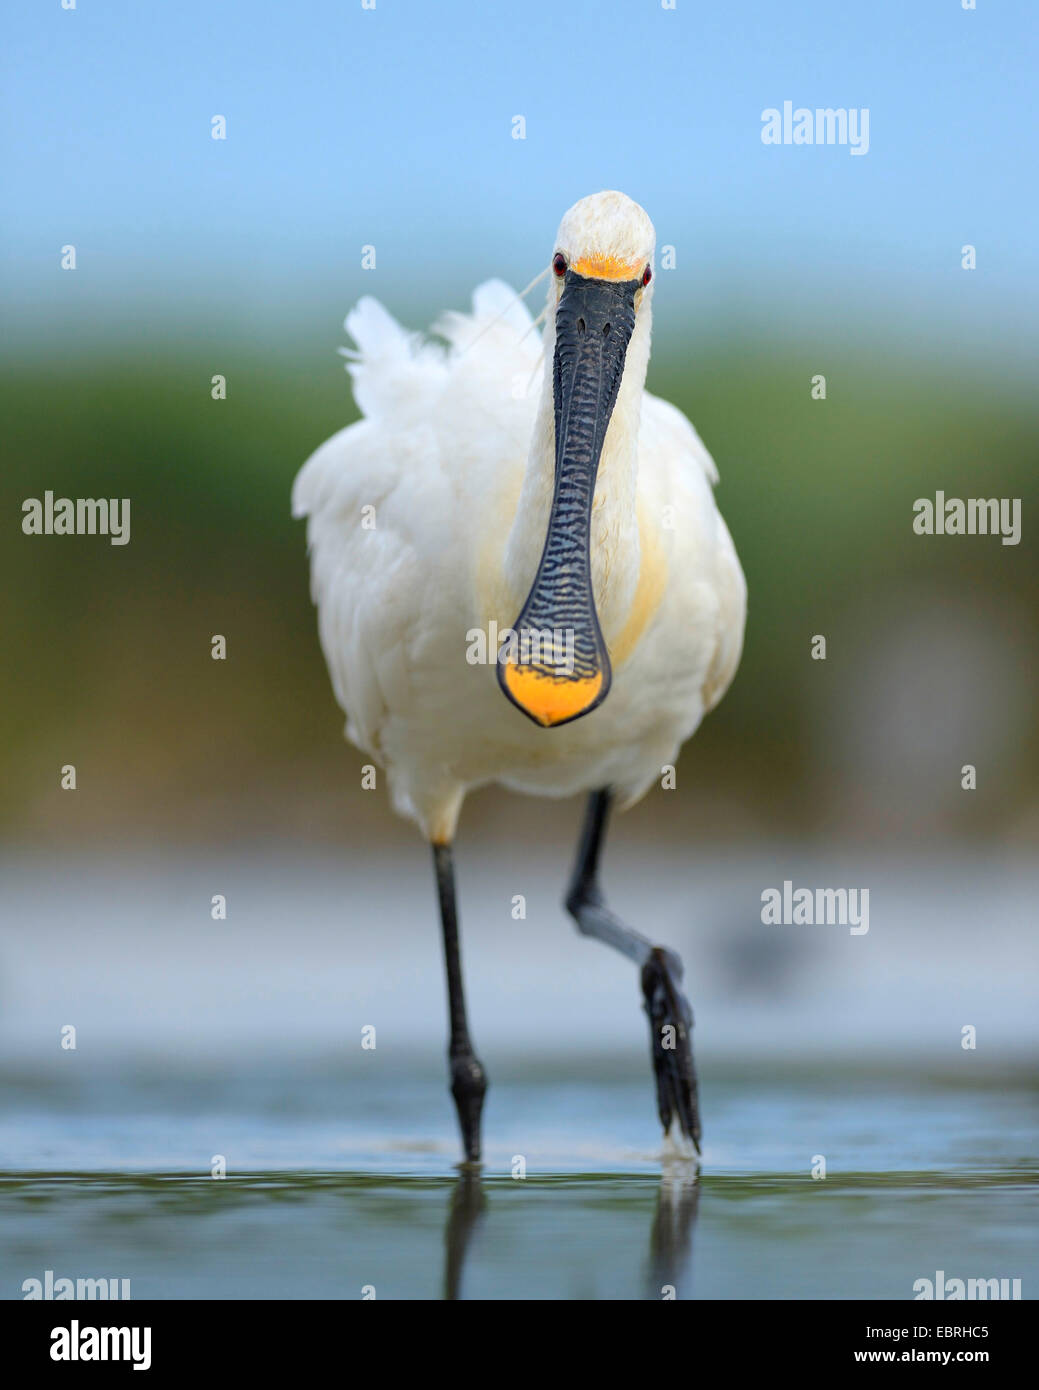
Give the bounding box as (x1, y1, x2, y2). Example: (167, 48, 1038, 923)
(569, 253, 642, 282)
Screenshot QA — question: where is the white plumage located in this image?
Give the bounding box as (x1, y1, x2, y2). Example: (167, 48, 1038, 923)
(293, 192, 745, 846)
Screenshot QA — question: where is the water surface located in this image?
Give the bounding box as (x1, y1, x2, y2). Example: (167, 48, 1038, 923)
(2, 1059, 1036, 1299)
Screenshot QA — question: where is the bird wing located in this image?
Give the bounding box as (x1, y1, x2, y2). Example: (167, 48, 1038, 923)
(638, 389, 746, 714)
(640, 389, 718, 484)
(292, 281, 540, 761)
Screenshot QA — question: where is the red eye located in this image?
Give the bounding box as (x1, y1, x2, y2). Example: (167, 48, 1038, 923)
(642, 265, 652, 287)
(552, 253, 567, 277)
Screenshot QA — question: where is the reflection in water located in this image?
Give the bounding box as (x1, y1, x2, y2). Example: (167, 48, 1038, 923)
(1, 1165, 1036, 1299)
(443, 1170, 486, 1300)
(441, 1168, 700, 1299)
(647, 1174, 700, 1299)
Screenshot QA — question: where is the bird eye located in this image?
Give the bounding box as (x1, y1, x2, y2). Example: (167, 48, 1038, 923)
(552, 253, 567, 277)
(642, 265, 653, 287)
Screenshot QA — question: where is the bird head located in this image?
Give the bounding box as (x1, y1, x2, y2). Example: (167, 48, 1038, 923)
(550, 190, 656, 305)
(498, 192, 656, 729)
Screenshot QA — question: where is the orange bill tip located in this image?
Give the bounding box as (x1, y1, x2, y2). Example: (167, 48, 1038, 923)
(501, 665, 604, 728)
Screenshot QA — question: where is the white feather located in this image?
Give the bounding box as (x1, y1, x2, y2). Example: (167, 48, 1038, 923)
(293, 195, 746, 842)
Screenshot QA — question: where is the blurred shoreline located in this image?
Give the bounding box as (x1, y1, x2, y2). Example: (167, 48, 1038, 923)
(2, 843, 1036, 1065)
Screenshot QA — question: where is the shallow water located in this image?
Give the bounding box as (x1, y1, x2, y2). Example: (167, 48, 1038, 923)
(2, 1059, 1036, 1299)
(2, 846, 1036, 1298)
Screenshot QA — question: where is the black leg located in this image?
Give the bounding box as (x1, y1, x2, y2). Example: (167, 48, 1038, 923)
(432, 842, 488, 1163)
(565, 789, 702, 1153)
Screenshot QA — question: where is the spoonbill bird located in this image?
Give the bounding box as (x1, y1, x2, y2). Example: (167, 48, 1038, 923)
(293, 191, 746, 1164)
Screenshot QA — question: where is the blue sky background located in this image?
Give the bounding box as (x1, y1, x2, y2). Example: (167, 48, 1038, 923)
(4, 0, 1038, 363)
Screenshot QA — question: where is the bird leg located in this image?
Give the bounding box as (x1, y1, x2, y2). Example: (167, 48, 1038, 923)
(564, 789, 702, 1153)
(432, 842, 488, 1164)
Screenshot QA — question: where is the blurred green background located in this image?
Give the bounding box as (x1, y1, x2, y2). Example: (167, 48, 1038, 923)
(3, 331, 1035, 850)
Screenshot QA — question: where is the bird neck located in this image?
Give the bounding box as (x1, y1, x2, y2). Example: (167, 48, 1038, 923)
(502, 301, 652, 642)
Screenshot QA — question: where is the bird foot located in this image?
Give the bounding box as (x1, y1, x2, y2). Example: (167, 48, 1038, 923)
(662, 1120, 700, 1168)
(449, 1052, 488, 1165)
(641, 947, 702, 1155)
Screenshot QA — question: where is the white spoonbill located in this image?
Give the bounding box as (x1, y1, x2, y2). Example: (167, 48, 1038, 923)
(293, 191, 746, 1163)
